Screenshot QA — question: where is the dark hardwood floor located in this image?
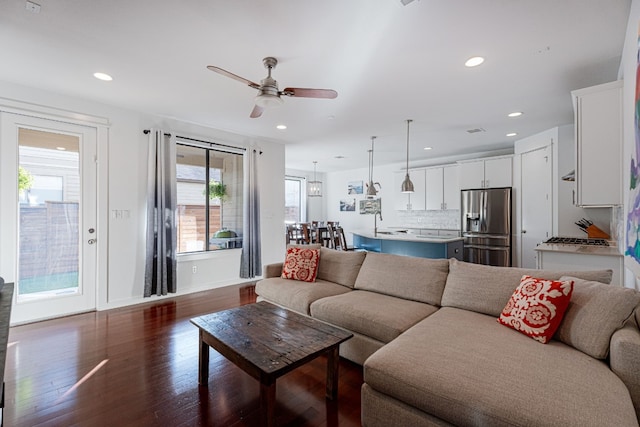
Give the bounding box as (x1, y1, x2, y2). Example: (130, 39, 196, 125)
(4, 284, 363, 426)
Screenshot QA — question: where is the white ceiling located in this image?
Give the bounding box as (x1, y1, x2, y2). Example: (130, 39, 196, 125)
(0, 0, 630, 172)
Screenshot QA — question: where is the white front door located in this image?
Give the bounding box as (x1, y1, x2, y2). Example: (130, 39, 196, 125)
(520, 146, 552, 269)
(0, 112, 97, 323)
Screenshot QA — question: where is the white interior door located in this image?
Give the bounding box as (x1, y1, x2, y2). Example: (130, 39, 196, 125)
(520, 146, 552, 268)
(0, 112, 97, 323)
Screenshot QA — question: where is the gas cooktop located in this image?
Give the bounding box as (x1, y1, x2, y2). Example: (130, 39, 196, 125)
(544, 237, 609, 246)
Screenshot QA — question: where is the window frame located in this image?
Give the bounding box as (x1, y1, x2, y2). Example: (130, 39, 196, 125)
(175, 137, 244, 255)
(285, 175, 307, 224)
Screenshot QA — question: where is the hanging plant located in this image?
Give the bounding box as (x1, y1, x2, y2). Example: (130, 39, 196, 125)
(18, 166, 34, 193)
(207, 180, 227, 201)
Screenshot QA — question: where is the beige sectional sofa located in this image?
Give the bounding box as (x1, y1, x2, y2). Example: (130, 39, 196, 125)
(255, 247, 640, 426)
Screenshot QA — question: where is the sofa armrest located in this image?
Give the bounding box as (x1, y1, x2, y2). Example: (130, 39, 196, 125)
(610, 317, 640, 421)
(263, 263, 283, 278)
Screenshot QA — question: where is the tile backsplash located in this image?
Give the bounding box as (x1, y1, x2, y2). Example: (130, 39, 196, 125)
(397, 209, 461, 230)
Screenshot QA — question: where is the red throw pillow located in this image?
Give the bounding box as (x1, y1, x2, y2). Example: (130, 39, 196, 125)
(281, 247, 320, 282)
(498, 275, 574, 344)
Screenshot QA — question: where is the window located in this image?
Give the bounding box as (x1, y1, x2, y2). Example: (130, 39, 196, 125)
(285, 176, 306, 223)
(176, 141, 243, 253)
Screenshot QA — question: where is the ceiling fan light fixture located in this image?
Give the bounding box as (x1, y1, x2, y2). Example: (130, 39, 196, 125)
(255, 93, 283, 108)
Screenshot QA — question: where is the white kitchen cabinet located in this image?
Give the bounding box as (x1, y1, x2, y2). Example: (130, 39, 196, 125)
(572, 80, 623, 207)
(425, 168, 444, 210)
(425, 165, 460, 210)
(458, 156, 512, 189)
(536, 244, 623, 286)
(393, 169, 426, 210)
(443, 165, 460, 210)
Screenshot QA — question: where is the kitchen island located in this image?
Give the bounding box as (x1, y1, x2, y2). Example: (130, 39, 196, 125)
(352, 230, 463, 260)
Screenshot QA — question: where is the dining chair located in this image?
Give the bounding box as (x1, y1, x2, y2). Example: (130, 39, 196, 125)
(286, 224, 300, 244)
(299, 223, 311, 244)
(326, 223, 340, 249)
(337, 227, 355, 251)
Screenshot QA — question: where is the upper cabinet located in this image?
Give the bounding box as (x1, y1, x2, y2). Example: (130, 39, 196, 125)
(443, 165, 460, 210)
(393, 169, 426, 211)
(458, 156, 512, 190)
(394, 166, 460, 211)
(572, 80, 623, 207)
(426, 165, 460, 210)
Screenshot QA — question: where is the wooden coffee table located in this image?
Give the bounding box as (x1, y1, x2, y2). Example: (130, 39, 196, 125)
(190, 301, 353, 427)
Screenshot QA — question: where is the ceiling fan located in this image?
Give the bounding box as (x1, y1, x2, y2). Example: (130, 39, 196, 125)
(207, 57, 338, 118)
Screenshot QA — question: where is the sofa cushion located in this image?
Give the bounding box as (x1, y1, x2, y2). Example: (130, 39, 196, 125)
(310, 290, 438, 344)
(441, 258, 613, 317)
(497, 275, 573, 344)
(255, 277, 350, 315)
(364, 307, 638, 427)
(354, 252, 449, 305)
(316, 247, 366, 288)
(281, 246, 320, 282)
(556, 276, 640, 359)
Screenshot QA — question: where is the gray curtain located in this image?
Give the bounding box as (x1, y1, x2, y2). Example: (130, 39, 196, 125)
(144, 129, 177, 296)
(240, 148, 262, 278)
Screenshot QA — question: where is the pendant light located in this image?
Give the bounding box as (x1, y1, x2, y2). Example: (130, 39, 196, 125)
(308, 161, 322, 197)
(366, 136, 380, 197)
(401, 119, 415, 193)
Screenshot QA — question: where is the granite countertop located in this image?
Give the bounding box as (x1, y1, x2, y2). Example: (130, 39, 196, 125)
(352, 229, 464, 244)
(535, 242, 623, 257)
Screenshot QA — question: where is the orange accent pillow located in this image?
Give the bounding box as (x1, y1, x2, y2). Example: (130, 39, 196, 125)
(498, 275, 574, 344)
(281, 247, 320, 282)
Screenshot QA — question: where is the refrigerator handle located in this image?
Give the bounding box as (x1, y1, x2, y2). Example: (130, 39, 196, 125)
(480, 190, 487, 232)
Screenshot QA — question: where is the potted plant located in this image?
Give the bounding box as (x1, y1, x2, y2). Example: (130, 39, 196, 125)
(207, 180, 226, 201)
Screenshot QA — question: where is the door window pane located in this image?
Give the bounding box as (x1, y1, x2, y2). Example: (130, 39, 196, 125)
(18, 129, 80, 299)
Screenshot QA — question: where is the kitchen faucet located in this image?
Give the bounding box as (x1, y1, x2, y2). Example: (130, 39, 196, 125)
(374, 210, 383, 236)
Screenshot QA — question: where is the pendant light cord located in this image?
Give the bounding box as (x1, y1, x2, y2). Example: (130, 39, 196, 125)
(405, 119, 412, 172)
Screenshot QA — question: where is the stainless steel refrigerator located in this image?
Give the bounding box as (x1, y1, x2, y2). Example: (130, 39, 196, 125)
(461, 187, 512, 267)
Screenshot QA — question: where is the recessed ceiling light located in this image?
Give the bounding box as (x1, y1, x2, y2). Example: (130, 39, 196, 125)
(93, 72, 113, 81)
(464, 56, 485, 67)
(508, 111, 523, 118)
(423, 147, 432, 150)
(276, 124, 287, 130)
(56, 146, 66, 151)
(506, 133, 518, 137)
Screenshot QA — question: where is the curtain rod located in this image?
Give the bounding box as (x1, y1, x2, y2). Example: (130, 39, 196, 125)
(144, 130, 259, 154)
(143, 129, 171, 137)
(177, 135, 247, 152)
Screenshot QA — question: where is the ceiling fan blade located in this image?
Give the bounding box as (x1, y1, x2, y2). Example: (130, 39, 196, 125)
(250, 105, 264, 118)
(282, 88, 338, 99)
(207, 65, 260, 89)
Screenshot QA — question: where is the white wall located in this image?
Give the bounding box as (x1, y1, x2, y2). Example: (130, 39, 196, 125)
(0, 79, 285, 312)
(324, 164, 400, 243)
(324, 163, 462, 244)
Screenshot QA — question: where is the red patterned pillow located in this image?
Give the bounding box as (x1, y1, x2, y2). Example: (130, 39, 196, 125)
(497, 275, 574, 344)
(281, 247, 320, 282)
